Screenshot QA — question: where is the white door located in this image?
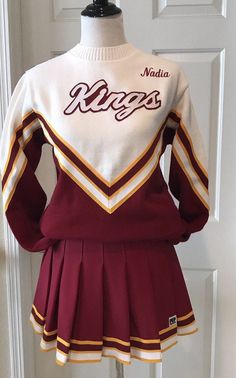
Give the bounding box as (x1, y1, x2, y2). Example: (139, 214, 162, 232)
(2, 0, 236, 377)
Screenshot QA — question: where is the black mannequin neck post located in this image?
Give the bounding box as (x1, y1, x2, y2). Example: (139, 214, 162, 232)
(81, 0, 122, 17)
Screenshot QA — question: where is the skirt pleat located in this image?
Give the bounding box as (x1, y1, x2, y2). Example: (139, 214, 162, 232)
(29, 238, 198, 366)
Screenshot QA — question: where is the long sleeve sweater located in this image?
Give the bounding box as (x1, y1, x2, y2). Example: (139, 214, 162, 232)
(0, 42, 210, 252)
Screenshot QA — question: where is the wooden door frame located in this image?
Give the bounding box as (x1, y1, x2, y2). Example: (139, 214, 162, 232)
(0, 1, 35, 377)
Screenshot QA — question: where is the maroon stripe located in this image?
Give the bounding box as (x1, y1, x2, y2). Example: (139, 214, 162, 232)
(61, 340, 102, 352)
(42, 333, 58, 342)
(103, 339, 130, 352)
(2, 112, 38, 188)
(70, 344, 102, 352)
(130, 339, 161, 350)
(35, 111, 169, 196)
(177, 126, 208, 188)
(168, 111, 208, 188)
(169, 154, 210, 225)
(31, 308, 45, 327)
(162, 126, 176, 147)
(36, 112, 110, 195)
(109, 120, 167, 195)
(159, 328, 177, 342)
(168, 111, 180, 123)
(177, 314, 195, 327)
(41, 336, 162, 352)
(56, 340, 70, 354)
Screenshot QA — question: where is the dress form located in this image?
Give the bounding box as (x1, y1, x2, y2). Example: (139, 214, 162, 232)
(79, 11, 127, 47)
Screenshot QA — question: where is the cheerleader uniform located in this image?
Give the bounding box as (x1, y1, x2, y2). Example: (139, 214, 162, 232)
(0, 42, 209, 366)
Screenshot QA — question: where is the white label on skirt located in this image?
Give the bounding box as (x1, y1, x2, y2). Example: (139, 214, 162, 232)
(169, 315, 177, 326)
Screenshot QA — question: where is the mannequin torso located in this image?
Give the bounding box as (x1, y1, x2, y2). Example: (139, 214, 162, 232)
(79, 12, 127, 47)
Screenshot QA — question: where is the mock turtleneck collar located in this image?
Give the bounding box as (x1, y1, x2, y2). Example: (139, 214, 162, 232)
(67, 42, 138, 61)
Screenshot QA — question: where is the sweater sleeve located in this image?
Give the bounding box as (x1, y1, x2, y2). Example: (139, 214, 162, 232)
(164, 72, 210, 244)
(0, 71, 58, 252)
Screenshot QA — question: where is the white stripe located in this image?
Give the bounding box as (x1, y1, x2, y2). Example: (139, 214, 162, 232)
(34, 335, 187, 365)
(177, 320, 198, 335)
(1, 118, 40, 179)
(29, 313, 44, 334)
(38, 338, 167, 365)
(174, 137, 209, 206)
(2, 122, 42, 210)
(56, 349, 101, 364)
(43, 126, 164, 212)
(2, 151, 26, 210)
(130, 346, 162, 360)
(160, 333, 177, 350)
(102, 347, 131, 363)
(40, 338, 57, 350)
(108, 141, 162, 208)
(18, 122, 41, 147)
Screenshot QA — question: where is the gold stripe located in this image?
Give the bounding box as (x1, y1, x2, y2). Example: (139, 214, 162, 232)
(4, 158, 27, 212)
(30, 314, 102, 342)
(3, 147, 22, 193)
(28, 319, 43, 335)
(40, 346, 57, 353)
(57, 336, 70, 347)
(130, 355, 162, 363)
(67, 350, 101, 355)
(36, 335, 177, 365)
(172, 109, 208, 178)
(32, 304, 45, 321)
(130, 336, 160, 343)
(41, 339, 56, 344)
(57, 146, 161, 214)
(30, 303, 187, 350)
(56, 348, 68, 357)
(43, 344, 165, 366)
(3, 123, 42, 211)
(58, 346, 129, 357)
(45, 125, 161, 202)
(109, 153, 161, 213)
(31, 318, 162, 346)
(131, 346, 161, 353)
(177, 319, 196, 328)
(71, 339, 103, 345)
(172, 147, 209, 210)
(177, 328, 198, 336)
(160, 333, 177, 344)
(18, 123, 41, 148)
(29, 315, 44, 331)
(159, 323, 177, 335)
(177, 310, 193, 321)
(176, 134, 208, 193)
(103, 336, 130, 346)
(180, 121, 208, 178)
(35, 108, 168, 187)
(58, 163, 110, 213)
(162, 341, 178, 352)
(67, 358, 103, 364)
(50, 140, 109, 200)
(1, 110, 35, 180)
(44, 328, 58, 336)
(30, 318, 162, 350)
(102, 346, 130, 356)
(56, 359, 65, 366)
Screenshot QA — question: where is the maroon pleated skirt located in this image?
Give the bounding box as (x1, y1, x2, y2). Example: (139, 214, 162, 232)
(29, 238, 198, 366)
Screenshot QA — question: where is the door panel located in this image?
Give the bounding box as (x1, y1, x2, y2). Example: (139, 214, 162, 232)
(9, 0, 236, 377)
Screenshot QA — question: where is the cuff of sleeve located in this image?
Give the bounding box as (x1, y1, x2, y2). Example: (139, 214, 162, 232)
(169, 232, 191, 245)
(168, 219, 191, 245)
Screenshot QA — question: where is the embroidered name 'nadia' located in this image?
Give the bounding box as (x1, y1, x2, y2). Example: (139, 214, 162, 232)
(63, 79, 162, 122)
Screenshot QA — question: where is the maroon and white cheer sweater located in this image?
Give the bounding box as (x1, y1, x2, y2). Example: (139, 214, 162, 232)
(0, 42, 210, 252)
